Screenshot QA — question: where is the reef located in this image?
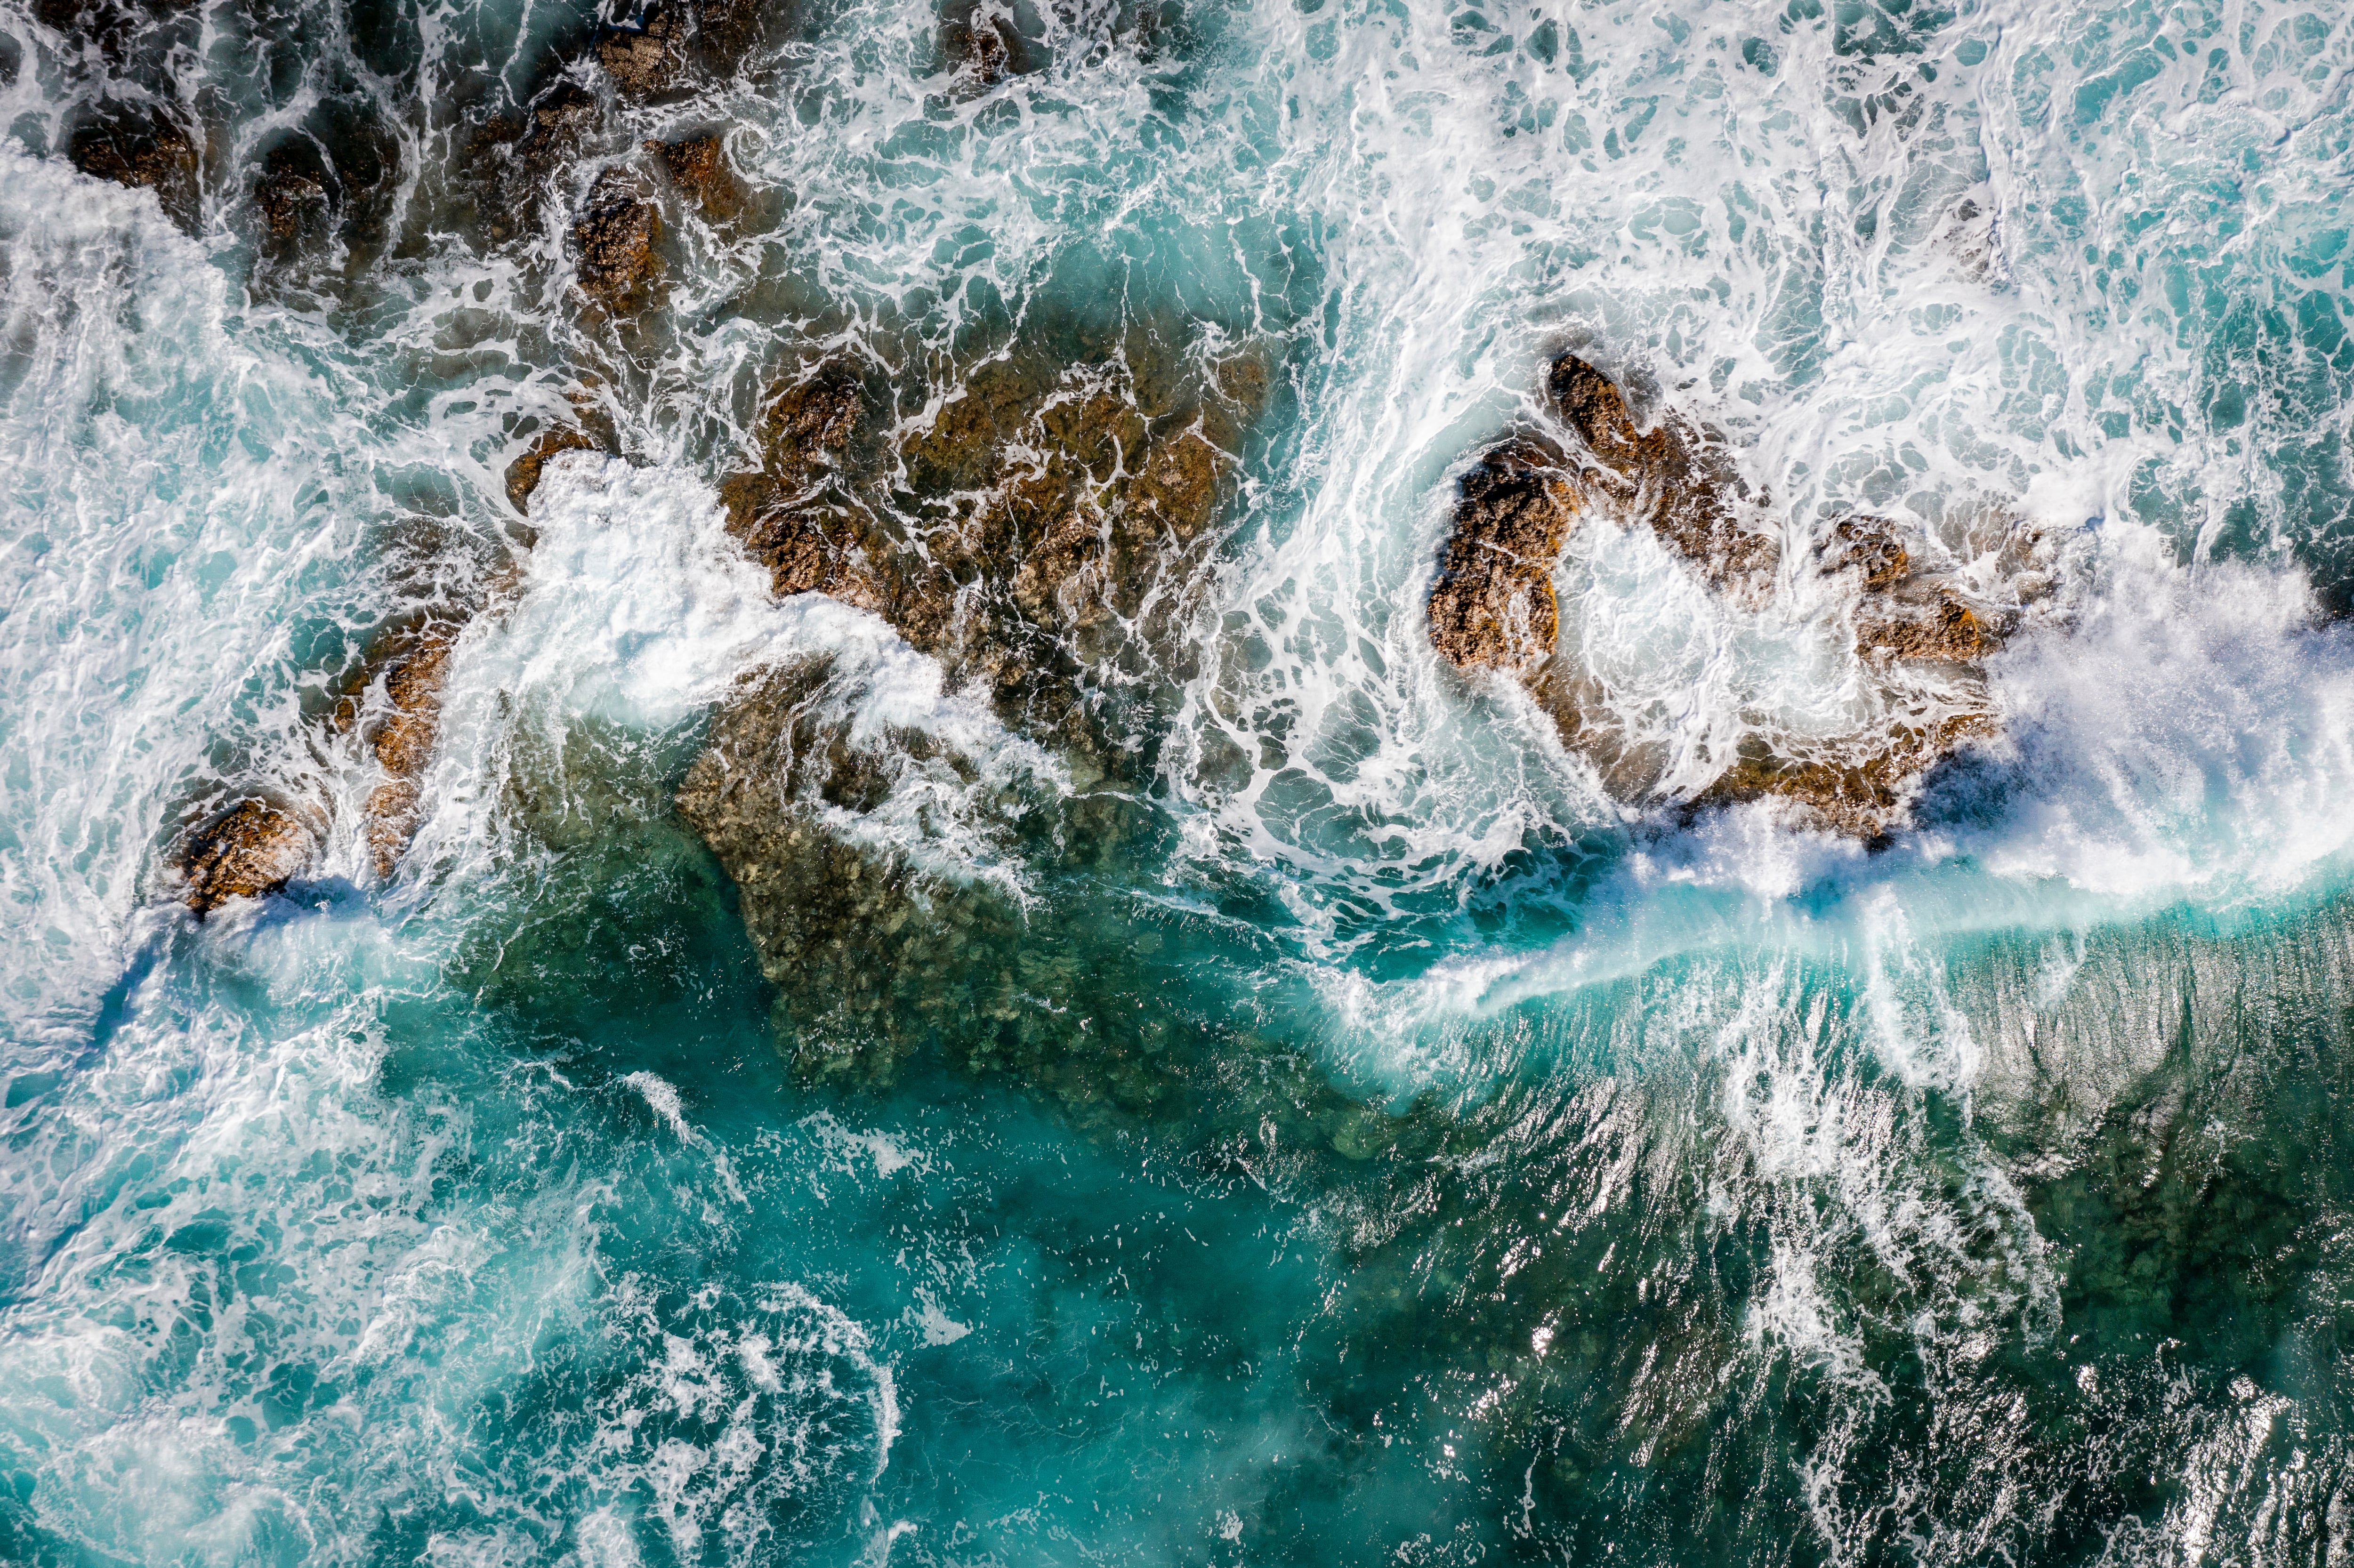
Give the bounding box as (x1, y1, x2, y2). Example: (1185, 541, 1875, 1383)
(648, 133, 746, 223)
(1428, 353, 2033, 837)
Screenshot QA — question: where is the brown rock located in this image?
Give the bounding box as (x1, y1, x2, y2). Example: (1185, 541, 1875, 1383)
(1694, 711, 1991, 839)
(572, 168, 661, 311)
(361, 623, 458, 876)
(598, 5, 684, 96)
(505, 424, 602, 514)
(1427, 440, 1579, 672)
(647, 133, 745, 223)
(70, 107, 200, 234)
(1857, 592, 1995, 664)
(1548, 353, 1778, 593)
(178, 798, 316, 915)
(1820, 515, 1909, 591)
(517, 84, 599, 176)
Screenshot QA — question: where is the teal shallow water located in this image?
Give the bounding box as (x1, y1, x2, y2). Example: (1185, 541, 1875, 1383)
(6, 0, 2354, 1558)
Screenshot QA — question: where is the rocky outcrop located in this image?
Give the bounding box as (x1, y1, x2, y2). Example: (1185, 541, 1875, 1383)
(648, 133, 745, 224)
(597, 5, 684, 96)
(177, 798, 318, 915)
(70, 105, 199, 233)
(1430, 353, 2031, 837)
(1548, 354, 1778, 599)
(1427, 441, 1579, 673)
(711, 330, 1266, 771)
(572, 168, 661, 311)
(353, 620, 460, 876)
(505, 422, 607, 515)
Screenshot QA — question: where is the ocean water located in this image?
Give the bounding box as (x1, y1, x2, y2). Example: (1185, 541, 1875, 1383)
(4, 0, 2354, 1558)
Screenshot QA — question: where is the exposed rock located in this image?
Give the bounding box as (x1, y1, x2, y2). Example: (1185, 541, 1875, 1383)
(712, 332, 1264, 771)
(70, 105, 200, 233)
(597, 4, 683, 96)
(505, 423, 605, 515)
(178, 798, 316, 915)
(648, 133, 745, 223)
(517, 83, 599, 177)
(572, 168, 661, 311)
(1548, 353, 1778, 596)
(253, 144, 331, 255)
(1693, 711, 1992, 840)
(1430, 353, 2023, 837)
(358, 621, 459, 876)
(1427, 440, 1579, 672)
(939, 0, 1030, 88)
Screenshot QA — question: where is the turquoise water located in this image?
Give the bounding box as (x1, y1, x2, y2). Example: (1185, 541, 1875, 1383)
(6, 0, 2354, 1559)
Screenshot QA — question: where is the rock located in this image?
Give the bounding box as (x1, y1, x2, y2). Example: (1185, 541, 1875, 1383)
(70, 105, 200, 234)
(253, 144, 331, 255)
(597, 4, 683, 96)
(505, 423, 604, 515)
(939, 0, 1031, 88)
(647, 133, 744, 223)
(1693, 711, 1991, 840)
(178, 798, 316, 915)
(1427, 440, 1579, 672)
(517, 83, 599, 177)
(359, 622, 458, 876)
(1548, 353, 1778, 595)
(1430, 353, 2023, 837)
(572, 168, 661, 311)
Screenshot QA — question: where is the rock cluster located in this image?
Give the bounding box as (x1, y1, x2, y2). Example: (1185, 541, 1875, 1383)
(1429, 353, 2032, 836)
(648, 133, 745, 224)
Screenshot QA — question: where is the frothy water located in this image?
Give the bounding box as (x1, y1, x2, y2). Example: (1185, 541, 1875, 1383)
(7, 0, 2354, 1558)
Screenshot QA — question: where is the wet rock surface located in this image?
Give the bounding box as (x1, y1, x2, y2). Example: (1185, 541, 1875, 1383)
(648, 132, 745, 223)
(1427, 440, 1579, 673)
(69, 104, 199, 233)
(505, 421, 609, 515)
(597, 4, 684, 96)
(177, 798, 317, 915)
(1431, 353, 2034, 836)
(572, 168, 662, 311)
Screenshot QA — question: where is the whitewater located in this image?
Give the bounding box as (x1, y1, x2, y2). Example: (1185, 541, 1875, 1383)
(3, 0, 2354, 1558)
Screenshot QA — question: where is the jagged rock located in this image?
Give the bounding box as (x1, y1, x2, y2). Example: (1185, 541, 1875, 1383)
(1427, 440, 1579, 672)
(517, 83, 599, 177)
(647, 133, 745, 223)
(70, 105, 200, 233)
(1694, 711, 1991, 840)
(178, 798, 316, 915)
(505, 423, 604, 514)
(572, 168, 661, 311)
(1430, 353, 2019, 837)
(358, 622, 458, 876)
(597, 4, 683, 96)
(939, 0, 1031, 88)
(253, 144, 331, 256)
(1548, 353, 1778, 595)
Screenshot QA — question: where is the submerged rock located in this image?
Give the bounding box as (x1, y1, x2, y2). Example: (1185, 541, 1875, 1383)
(572, 168, 661, 311)
(648, 133, 745, 223)
(69, 104, 200, 233)
(177, 798, 316, 915)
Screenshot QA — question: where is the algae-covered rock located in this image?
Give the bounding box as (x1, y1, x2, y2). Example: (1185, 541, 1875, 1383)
(177, 798, 316, 915)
